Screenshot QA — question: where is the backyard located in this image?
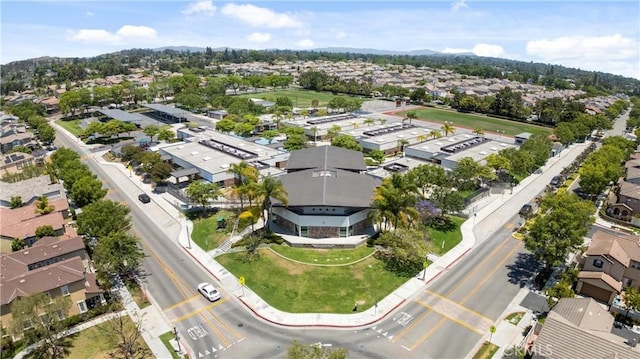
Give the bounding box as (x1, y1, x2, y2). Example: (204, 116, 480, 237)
(398, 108, 553, 137)
(216, 248, 408, 313)
(236, 89, 360, 108)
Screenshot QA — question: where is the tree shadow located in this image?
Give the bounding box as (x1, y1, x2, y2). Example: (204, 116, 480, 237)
(427, 216, 456, 232)
(505, 252, 542, 288)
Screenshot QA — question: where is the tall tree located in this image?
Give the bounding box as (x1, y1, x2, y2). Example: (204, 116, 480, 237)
(10, 293, 72, 358)
(93, 231, 145, 285)
(70, 176, 108, 207)
(256, 175, 288, 230)
(185, 180, 221, 209)
(98, 311, 150, 359)
(77, 199, 131, 240)
(441, 123, 455, 137)
(524, 193, 595, 272)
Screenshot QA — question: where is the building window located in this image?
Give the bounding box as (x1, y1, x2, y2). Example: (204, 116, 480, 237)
(593, 259, 604, 268)
(631, 260, 640, 269)
(339, 227, 348, 237)
(300, 226, 308, 236)
(46, 292, 53, 304)
(77, 301, 87, 314)
(55, 309, 65, 320)
(61, 285, 70, 296)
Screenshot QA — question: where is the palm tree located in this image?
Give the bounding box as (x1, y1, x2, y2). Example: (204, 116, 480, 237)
(371, 174, 418, 231)
(429, 130, 442, 139)
(406, 111, 418, 125)
(472, 128, 485, 138)
(397, 139, 410, 156)
(227, 161, 258, 210)
(35, 195, 55, 215)
(363, 118, 375, 126)
(416, 134, 428, 143)
(441, 123, 455, 137)
(377, 118, 387, 126)
(256, 175, 288, 231)
(351, 121, 360, 129)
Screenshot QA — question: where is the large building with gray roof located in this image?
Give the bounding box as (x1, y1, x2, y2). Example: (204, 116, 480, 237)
(271, 146, 381, 239)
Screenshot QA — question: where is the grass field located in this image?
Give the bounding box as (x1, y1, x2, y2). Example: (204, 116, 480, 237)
(398, 108, 553, 137)
(66, 316, 150, 359)
(55, 119, 85, 137)
(269, 245, 375, 265)
(235, 89, 359, 108)
(427, 216, 465, 256)
(216, 248, 408, 313)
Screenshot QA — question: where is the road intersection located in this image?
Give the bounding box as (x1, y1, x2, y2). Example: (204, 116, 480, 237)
(50, 107, 629, 358)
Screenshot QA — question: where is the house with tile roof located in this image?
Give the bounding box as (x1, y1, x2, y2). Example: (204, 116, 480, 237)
(0, 175, 65, 209)
(531, 297, 639, 358)
(0, 236, 105, 338)
(271, 146, 381, 239)
(0, 197, 71, 244)
(576, 229, 640, 304)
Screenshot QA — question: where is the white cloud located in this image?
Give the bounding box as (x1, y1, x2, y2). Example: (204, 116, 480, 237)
(451, 0, 469, 12)
(526, 34, 638, 60)
(221, 3, 302, 28)
(86, 11, 94, 17)
(442, 43, 506, 57)
(335, 31, 346, 40)
(66, 25, 157, 45)
(526, 34, 640, 79)
(246, 32, 271, 43)
(295, 39, 315, 48)
(182, 0, 217, 16)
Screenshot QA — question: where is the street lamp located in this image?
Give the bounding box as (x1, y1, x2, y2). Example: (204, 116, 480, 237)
(173, 326, 182, 354)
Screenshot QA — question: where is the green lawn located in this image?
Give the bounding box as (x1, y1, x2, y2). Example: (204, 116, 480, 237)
(191, 210, 235, 251)
(427, 216, 465, 256)
(235, 89, 359, 108)
(270, 245, 375, 265)
(216, 249, 408, 313)
(66, 316, 150, 358)
(159, 331, 184, 359)
(399, 108, 552, 137)
(505, 311, 525, 325)
(55, 119, 85, 137)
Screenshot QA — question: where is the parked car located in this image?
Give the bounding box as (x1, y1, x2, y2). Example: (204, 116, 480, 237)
(550, 176, 561, 187)
(138, 193, 151, 203)
(197, 282, 221, 301)
(519, 204, 533, 217)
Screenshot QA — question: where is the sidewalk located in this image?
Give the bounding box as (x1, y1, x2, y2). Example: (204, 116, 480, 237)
(70, 124, 593, 352)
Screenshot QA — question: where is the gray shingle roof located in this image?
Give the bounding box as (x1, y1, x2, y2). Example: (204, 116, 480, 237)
(275, 169, 380, 207)
(550, 297, 613, 332)
(533, 311, 639, 359)
(286, 146, 367, 172)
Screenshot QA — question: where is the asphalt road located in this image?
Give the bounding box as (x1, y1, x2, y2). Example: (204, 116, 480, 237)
(54, 126, 405, 358)
(50, 107, 631, 359)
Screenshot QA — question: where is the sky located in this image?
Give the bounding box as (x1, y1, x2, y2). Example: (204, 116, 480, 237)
(2, 0, 639, 79)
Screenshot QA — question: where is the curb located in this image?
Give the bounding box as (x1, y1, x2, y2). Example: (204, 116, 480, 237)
(237, 296, 407, 329)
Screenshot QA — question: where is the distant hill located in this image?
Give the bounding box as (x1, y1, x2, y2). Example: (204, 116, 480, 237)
(151, 46, 477, 57)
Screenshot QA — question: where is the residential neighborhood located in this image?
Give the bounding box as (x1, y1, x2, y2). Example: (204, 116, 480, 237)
(1, 47, 640, 359)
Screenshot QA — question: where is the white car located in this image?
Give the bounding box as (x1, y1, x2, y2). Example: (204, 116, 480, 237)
(197, 282, 221, 301)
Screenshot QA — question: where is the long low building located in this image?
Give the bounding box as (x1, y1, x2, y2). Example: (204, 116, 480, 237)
(159, 127, 288, 187)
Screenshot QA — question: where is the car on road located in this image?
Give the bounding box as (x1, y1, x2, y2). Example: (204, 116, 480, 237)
(138, 193, 151, 203)
(550, 176, 561, 187)
(519, 204, 533, 217)
(197, 282, 221, 301)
